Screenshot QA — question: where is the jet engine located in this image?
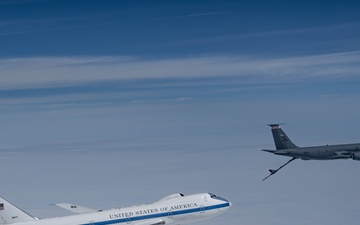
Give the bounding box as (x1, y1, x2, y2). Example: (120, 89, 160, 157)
(350, 152, 360, 160)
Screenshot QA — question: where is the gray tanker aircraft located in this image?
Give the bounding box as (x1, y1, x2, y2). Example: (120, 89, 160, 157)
(262, 124, 360, 181)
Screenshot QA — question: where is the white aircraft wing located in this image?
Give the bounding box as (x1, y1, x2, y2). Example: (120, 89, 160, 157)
(133, 219, 165, 225)
(55, 203, 98, 214)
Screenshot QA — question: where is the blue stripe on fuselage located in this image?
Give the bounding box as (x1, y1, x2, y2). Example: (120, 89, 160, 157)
(81, 203, 230, 225)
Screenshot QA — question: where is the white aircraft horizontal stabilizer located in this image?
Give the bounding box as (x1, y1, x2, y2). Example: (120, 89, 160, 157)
(55, 203, 97, 214)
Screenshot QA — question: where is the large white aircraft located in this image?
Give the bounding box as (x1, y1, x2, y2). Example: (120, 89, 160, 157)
(0, 193, 231, 225)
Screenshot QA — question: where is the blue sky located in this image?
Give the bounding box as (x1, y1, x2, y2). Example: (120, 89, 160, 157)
(1, 1, 360, 225)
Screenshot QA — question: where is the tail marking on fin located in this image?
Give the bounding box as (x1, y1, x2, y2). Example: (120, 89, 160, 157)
(268, 124, 298, 150)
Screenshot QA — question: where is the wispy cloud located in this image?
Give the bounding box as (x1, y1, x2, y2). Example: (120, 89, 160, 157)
(154, 12, 224, 20)
(0, 9, 120, 37)
(179, 21, 360, 45)
(130, 97, 192, 104)
(0, 0, 44, 6)
(0, 22, 120, 37)
(1, 51, 360, 90)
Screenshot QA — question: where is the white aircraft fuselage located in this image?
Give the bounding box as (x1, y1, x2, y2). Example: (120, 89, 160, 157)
(0, 193, 231, 225)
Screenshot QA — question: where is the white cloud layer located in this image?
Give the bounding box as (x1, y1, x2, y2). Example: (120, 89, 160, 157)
(1, 51, 360, 90)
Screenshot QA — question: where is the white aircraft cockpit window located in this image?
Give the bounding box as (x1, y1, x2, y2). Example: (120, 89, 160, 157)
(209, 193, 218, 198)
(209, 193, 228, 202)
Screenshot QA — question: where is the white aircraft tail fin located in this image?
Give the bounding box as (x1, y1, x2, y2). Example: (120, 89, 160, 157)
(0, 196, 37, 224)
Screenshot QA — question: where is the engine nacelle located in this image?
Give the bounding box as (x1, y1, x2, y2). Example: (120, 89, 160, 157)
(350, 152, 360, 160)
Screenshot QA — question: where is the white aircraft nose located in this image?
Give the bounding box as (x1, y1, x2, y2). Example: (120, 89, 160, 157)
(208, 193, 231, 209)
(219, 197, 232, 209)
(225, 200, 232, 210)
(221, 197, 231, 206)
